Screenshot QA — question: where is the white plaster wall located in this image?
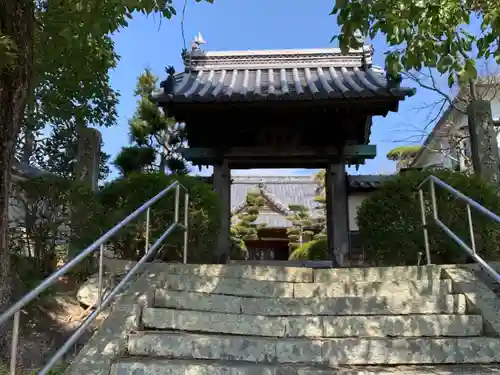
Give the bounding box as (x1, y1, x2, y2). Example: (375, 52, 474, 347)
(348, 192, 371, 231)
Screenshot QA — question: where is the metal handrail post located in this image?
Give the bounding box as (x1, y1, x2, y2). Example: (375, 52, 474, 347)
(416, 174, 500, 284)
(418, 189, 431, 265)
(466, 204, 477, 255)
(10, 311, 20, 375)
(174, 184, 180, 223)
(97, 244, 105, 307)
(429, 179, 438, 220)
(183, 193, 189, 264)
(145, 207, 151, 254)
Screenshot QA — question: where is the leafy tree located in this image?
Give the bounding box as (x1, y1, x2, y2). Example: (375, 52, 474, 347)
(332, 0, 499, 85)
(286, 204, 314, 251)
(114, 68, 188, 176)
(14, 28, 118, 181)
(332, 0, 500, 183)
(14, 11, 119, 171)
(231, 191, 266, 258)
(0, 0, 213, 330)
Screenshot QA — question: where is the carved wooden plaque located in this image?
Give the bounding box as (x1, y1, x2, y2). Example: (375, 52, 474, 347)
(256, 128, 301, 149)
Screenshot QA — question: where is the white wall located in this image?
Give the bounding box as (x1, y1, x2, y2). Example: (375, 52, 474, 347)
(348, 192, 371, 231)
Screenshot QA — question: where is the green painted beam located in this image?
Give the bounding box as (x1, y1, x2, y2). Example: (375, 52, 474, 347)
(180, 145, 377, 161)
(344, 145, 377, 158)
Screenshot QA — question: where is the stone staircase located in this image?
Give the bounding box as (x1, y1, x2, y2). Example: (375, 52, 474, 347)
(69, 263, 500, 375)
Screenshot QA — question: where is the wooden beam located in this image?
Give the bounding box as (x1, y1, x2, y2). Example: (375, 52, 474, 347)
(180, 145, 376, 161)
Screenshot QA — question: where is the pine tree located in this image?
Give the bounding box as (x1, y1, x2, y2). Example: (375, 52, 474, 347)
(286, 204, 314, 251)
(312, 170, 327, 240)
(230, 191, 266, 258)
(114, 68, 188, 176)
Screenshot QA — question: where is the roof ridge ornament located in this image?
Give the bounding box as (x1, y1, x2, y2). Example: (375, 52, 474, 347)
(352, 29, 373, 69)
(191, 32, 206, 51)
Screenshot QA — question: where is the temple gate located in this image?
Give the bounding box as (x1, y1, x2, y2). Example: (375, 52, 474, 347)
(153, 40, 414, 266)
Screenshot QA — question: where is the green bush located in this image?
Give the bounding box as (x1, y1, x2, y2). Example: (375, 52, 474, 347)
(98, 173, 220, 263)
(357, 168, 500, 266)
(289, 238, 328, 260)
(9, 175, 102, 279)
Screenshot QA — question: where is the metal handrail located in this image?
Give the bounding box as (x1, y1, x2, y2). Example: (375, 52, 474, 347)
(417, 175, 500, 283)
(0, 180, 190, 375)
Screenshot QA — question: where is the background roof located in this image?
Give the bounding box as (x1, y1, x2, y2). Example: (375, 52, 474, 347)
(231, 175, 389, 228)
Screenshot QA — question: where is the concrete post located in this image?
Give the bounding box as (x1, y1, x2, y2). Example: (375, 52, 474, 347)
(467, 99, 500, 184)
(76, 127, 101, 191)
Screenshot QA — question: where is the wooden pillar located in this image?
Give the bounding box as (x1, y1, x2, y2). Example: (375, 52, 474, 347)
(325, 162, 349, 267)
(213, 159, 231, 263)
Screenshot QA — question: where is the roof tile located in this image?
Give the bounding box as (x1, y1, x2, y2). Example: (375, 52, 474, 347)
(154, 48, 415, 103)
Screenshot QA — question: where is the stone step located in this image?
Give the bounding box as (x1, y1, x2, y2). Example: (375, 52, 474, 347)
(127, 332, 500, 365)
(111, 359, 500, 375)
(293, 279, 452, 298)
(141, 307, 483, 338)
(160, 274, 452, 298)
(313, 265, 442, 283)
(163, 263, 313, 282)
(161, 264, 443, 283)
(154, 290, 467, 316)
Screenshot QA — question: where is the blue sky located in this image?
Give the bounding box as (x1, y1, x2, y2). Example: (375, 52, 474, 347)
(103, 0, 456, 178)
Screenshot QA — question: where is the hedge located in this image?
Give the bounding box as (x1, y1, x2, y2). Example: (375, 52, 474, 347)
(357, 168, 500, 266)
(98, 173, 221, 263)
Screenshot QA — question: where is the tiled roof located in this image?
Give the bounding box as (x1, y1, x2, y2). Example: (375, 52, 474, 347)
(230, 175, 389, 228)
(13, 162, 47, 178)
(253, 213, 293, 228)
(155, 47, 415, 103)
(348, 175, 390, 190)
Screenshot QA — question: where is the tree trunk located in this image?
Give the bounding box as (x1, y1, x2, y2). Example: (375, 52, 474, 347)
(0, 0, 34, 336)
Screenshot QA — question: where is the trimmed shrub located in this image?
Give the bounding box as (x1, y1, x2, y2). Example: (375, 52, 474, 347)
(98, 173, 220, 263)
(357, 168, 500, 266)
(9, 175, 102, 279)
(289, 238, 328, 260)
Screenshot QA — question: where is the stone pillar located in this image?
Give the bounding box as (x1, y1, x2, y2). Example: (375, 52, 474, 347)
(213, 159, 231, 263)
(76, 127, 101, 191)
(325, 162, 349, 267)
(467, 99, 500, 184)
